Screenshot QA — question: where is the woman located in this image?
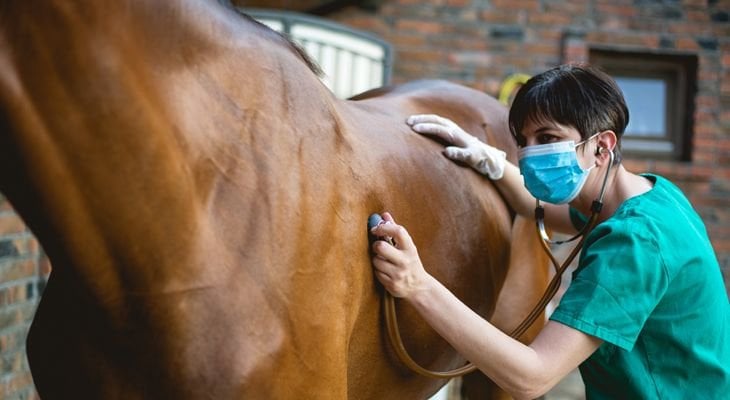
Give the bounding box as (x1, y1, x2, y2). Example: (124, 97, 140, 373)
(370, 64, 730, 399)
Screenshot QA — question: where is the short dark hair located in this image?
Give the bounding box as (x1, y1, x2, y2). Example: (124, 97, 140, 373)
(508, 63, 629, 164)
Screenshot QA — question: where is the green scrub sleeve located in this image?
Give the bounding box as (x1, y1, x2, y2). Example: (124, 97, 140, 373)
(549, 219, 669, 351)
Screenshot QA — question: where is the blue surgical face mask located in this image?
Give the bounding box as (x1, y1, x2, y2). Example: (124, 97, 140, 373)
(518, 137, 597, 204)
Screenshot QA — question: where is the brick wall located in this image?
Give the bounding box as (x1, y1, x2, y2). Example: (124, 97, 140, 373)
(326, 0, 730, 293)
(0, 193, 48, 400)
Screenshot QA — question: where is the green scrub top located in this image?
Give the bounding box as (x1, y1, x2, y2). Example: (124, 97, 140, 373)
(550, 174, 730, 399)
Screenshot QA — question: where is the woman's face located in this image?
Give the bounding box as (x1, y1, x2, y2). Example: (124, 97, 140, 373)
(520, 119, 600, 173)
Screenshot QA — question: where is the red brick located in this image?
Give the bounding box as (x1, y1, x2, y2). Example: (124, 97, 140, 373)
(694, 137, 722, 149)
(686, 10, 710, 23)
(0, 215, 27, 236)
(698, 68, 721, 83)
(492, 0, 540, 12)
(713, 25, 730, 39)
(431, 36, 487, 51)
(398, 48, 447, 64)
(395, 19, 446, 35)
(530, 28, 563, 42)
(711, 238, 730, 253)
(588, 31, 655, 48)
(721, 81, 730, 96)
(693, 151, 717, 164)
(690, 167, 716, 180)
(596, 3, 637, 17)
(683, 181, 712, 196)
(0, 331, 25, 352)
(0, 307, 20, 331)
(0, 259, 36, 283)
(0, 285, 28, 307)
(695, 94, 721, 109)
(479, 10, 525, 24)
(676, 37, 701, 50)
(340, 16, 388, 32)
(528, 13, 572, 26)
(718, 157, 730, 168)
(388, 33, 426, 48)
(653, 165, 679, 179)
(707, 222, 730, 236)
(523, 42, 560, 56)
(393, 63, 433, 80)
(668, 23, 713, 35)
(544, 1, 588, 15)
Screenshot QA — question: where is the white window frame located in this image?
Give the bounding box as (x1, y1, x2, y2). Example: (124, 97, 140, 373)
(242, 8, 393, 99)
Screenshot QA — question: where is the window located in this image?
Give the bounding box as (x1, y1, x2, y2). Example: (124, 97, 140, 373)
(590, 50, 697, 161)
(243, 9, 392, 99)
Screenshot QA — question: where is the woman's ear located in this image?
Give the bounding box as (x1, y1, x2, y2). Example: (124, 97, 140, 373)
(595, 130, 617, 161)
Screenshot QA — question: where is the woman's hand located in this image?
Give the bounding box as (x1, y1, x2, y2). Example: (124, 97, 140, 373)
(370, 212, 431, 299)
(407, 114, 506, 180)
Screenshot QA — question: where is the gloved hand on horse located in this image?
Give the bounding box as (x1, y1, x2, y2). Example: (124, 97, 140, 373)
(407, 114, 506, 180)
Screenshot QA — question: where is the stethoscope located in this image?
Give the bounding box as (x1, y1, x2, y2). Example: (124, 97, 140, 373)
(510, 148, 615, 338)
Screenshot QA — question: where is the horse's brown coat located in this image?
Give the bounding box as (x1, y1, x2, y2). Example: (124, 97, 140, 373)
(0, 1, 547, 398)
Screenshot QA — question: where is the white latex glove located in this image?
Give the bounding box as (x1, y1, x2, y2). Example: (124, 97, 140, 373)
(407, 114, 506, 180)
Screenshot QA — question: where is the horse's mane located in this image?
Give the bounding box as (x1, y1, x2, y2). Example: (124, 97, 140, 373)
(232, 8, 324, 77)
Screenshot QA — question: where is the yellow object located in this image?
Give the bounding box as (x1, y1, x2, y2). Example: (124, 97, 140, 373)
(498, 73, 531, 105)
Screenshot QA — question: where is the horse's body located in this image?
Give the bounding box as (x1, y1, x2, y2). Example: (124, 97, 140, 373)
(0, 1, 547, 398)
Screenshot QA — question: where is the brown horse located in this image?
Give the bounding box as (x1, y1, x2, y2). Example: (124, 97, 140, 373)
(0, 1, 547, 398)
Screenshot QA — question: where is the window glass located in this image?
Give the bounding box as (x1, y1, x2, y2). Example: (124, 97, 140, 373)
(614, 77, 666, 137)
